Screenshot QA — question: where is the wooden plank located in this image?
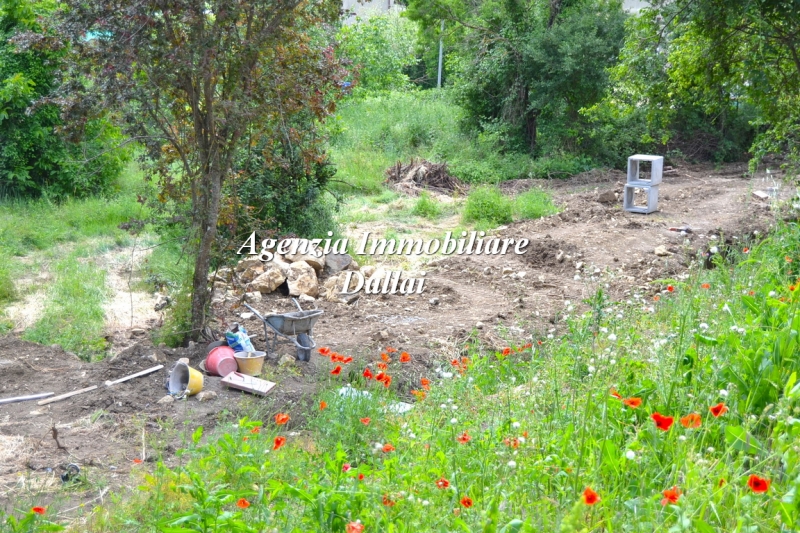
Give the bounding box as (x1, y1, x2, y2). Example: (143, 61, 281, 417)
(0, 392, 54, 406)
(105, 365, 164, 387)
(37, 386, 98, 406)
(222, 372, 276, 397)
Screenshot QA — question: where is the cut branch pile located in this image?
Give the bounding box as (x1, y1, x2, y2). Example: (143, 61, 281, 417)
(385, 159, 467, 196)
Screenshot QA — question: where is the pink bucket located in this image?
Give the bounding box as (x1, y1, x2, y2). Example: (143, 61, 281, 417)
(206, 346, 237, 377)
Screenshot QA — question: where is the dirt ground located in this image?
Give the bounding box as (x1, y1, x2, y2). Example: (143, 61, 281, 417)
(1, 162, 795, 515)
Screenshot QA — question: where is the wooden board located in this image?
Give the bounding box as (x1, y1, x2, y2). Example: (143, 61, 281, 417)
(221, 372, 276, 397)
(37, 386, 98, 406)
(105, 365, 164, 387)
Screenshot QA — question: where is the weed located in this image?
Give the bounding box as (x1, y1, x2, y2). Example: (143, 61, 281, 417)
(411, 191, 442, 220)
(513, 188, 559, 220)
(462, 185, 513, 226)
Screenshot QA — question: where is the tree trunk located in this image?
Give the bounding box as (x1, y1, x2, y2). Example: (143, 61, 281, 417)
(189, 165, 223, 341)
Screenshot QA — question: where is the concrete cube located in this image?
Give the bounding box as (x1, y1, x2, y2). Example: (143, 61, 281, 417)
(627, 154, 663, 186)
(624, 184, 659, 214)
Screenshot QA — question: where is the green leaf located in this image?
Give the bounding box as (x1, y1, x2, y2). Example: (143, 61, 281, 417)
(725, 426, 763, 455)
(192, 426, 204, 444)
(694, 333, 719, 346)
(692, 519, 716, 533)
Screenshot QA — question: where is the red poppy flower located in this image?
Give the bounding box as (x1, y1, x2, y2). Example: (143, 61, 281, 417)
(503, 437, 519, 449)
(342, 357, 353, 364)
(319, 401, 327, 410)
(382, 495, 396, 506)
(342, 463, 351, 472)
(251, 426, 261, 434)
(421, 377, 431, 390)
(400, 352, 411, 363)
(331, 365, 342, 375)
(31, 507, 46, 515)
(582, 487, 600, 505)
(381, 353, 391, 363)
(622, 397, 642, 409)
(386, 346, 398, 353)
(701, 283, 710, 289)
(243, 436, 249, 441)
(609, 388, 622, 399)
(743, 247, 749, 253)
(502, 347, 512, 356)
(382, 443, 395, 453)
(273, 436, 286, 450)
(133, 458, 143, 465)
(680, 413, 701, 428)
(275, 413, 290, 425)
(749, 290, 755, 295)
(450, 359, 460, 367)
(461, 356, 470, 366)
(346, 522, 364, 533)
(331, 353, 343, 363)
(660, 486, 681, 506)
(319, 347, 331, 357)
(460, 496, 473, 508)
(709, 402, 728, 417)
(537, 340, 543, 345)
(457, 431, 471, 444)
(667, 285, 675, 292)
(360, 417, 371, 425)
(436, 477, 450, 489)
(791, 285, 796, 292)
(377, 362, 388, 371)
(375, 372, 387, 382)
(363, 368, 374, 379)
(382, 375, 392, 388)
(236, 498, 250, 509)
(747, 475, 770, 493)
(651, 412, 674, 431)
(358, 473, 365, 481)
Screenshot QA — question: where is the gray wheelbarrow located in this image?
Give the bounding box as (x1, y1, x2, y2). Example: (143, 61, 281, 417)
(243, 299, 324, 362)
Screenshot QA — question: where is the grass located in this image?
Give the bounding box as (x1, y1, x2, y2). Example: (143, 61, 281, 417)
(513, 188, 559, 219)
(462, 185, 514, 226)
(15, 223, 800, 531)
(411, 192, 443, 220)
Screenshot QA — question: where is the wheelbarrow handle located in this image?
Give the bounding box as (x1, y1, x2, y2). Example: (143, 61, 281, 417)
(291, 298, 304, 312)
(243, 302, 266, 321)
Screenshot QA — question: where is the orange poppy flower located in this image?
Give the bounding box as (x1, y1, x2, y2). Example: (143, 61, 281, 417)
(251, 426, 261, 434)
(386, 346, 398, 353)
(450, 359, 460, 367)
(382, 495, 396, 506)
(381, 353, 391, 362)
(31, 507, 46, 515)
(421, 377, 431, 390)
(660, 486, 681, 506)
(133, 458, 143, 465)
(331, 365, 342, 375)
(345, 522, 364, 533)
(743, 247, 749, 253)
(502, 347, 512, 356)
(375, 372, 387, 382)
(701, 283, 710, 289)
(400, 352, 411, 363)
(319, 347, 331, 356)
(667, 285, 675, 292)
(382, 375, 392, 388)
(346, 522, 364, 533)
(273, 436, 286, 450)
(275, 413, 290, 425)
(457, 431, 471, 444)
(747, 475, 770, 493)
(342, 357, 353, 364)
(363, 368, 374, 379)
(382, 443, 395, 453)
(749, 290, 755, 295)
(786, 256, 793, 263)
(654, 295, 660, 301)
(680, 413, 701, 428)
(358, 473, 365, 481)
(610, 388, 622, 399)
(582, 487, 600, 505)
(236, 498, 250, 509)
(360, 417, 371, 425)
(709, 402, 728, 417)
(791, 285, 796, 292)
(377, 362, 388, 371)
(460, 496, 473, 508)
(436, 477, 450, 489)
(503, 437, 519, 448)
(411, 389, 426, 399)
(243, 436, 249, 441)
(622, 397, 642, 409)
(320, 401, 327, 410)
(651, 412, 674, 431)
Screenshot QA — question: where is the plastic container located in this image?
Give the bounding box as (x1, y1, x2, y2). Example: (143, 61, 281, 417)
(206, 346, 237, 377)
(168, 361, 204, 397)
(234, 351, 266, 376)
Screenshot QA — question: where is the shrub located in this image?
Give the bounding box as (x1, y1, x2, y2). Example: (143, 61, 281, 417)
(514, 188, 558, 220)
(462, 185, 513, 226)
(411, 191, 442, 219)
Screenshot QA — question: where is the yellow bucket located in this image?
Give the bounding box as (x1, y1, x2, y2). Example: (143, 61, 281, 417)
(168, 362, 204, 397)
(234, 351, 266, 376)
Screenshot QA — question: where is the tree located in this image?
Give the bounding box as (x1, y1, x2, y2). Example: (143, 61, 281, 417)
(59, 0, 345, 339)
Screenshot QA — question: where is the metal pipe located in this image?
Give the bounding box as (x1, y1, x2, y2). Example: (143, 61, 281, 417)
(437, 20, 445, 88)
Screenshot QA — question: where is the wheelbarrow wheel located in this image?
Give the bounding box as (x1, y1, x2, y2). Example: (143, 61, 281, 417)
(296, 333, 312, 362)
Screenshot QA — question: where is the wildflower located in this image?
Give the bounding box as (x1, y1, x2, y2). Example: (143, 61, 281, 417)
(383, 375, 392, 388)
(667, 285, 675, 292)
(377, 362, 388, 370)
(791, 285, 797, 292)
(622, 397, 642, 409)
(503, 437, 520, 449)
(680, 413, 701, 428)
(625, 450, 636, 460)
(421, 377, 431, 390)
(457, 431, 471, 444)
(342, 463, 351, 472)
(507, 460, 517, 468)
(701, 283, 710, 289)
(400, 352, 411, 363)
(331, 365, 342, 375)
(31, 507, 46, 515)
(460, 496, 473, 508)
(610, 388, 622, 399)
(363, 367, 374, 380)
(275, 413, 290, 425)
(375, 372, 387, 382)
(411, 389, 426, 400)
(342, 357, 353, 364)
(747, 475, 770, 493)
(786, 256, 793, 263)
(243, 436, 249, 441)
(436, 477, 450, 489)
(360, 417, 371, 425)
(381, 353, 391, 363)
(347, 522, 364, 533)
(382, 443, 395, 453)
(382, 495, 396, 506)
(654, 295, 660, 302)
(709, 403, 728, 417)
(251, 426, 261, 434)
(450, 359, 460, 367)
(319, 347, 331, 357)
(450, 417, 458, 424)
(651, 412, 674, 431)
(386, 346, 398, 353)
(358, 473, 365, 481)
(502, 347, 512, 356)
(236, 498, 250, 509)
(320, 401, 327, 410)
(660, 486, 681, 506)
(133, 458, 143, 465)
(743, 247, 749, 253)
(718, 478, 726, 487)
(273, 436, 286, 450)
(582, 487, 600, 505)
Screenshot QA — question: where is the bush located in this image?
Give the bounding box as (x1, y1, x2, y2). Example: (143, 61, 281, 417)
(0, 259, 14, 303)
(462, 185, 513, 226)
(411, 191, 442, 219)
(514, 188, 558, 220)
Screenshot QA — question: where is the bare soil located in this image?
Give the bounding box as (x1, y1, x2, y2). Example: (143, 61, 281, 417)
(0, 162, 793, 515)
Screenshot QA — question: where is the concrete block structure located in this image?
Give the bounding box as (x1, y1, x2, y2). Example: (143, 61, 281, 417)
(623, 154, 663, 214)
